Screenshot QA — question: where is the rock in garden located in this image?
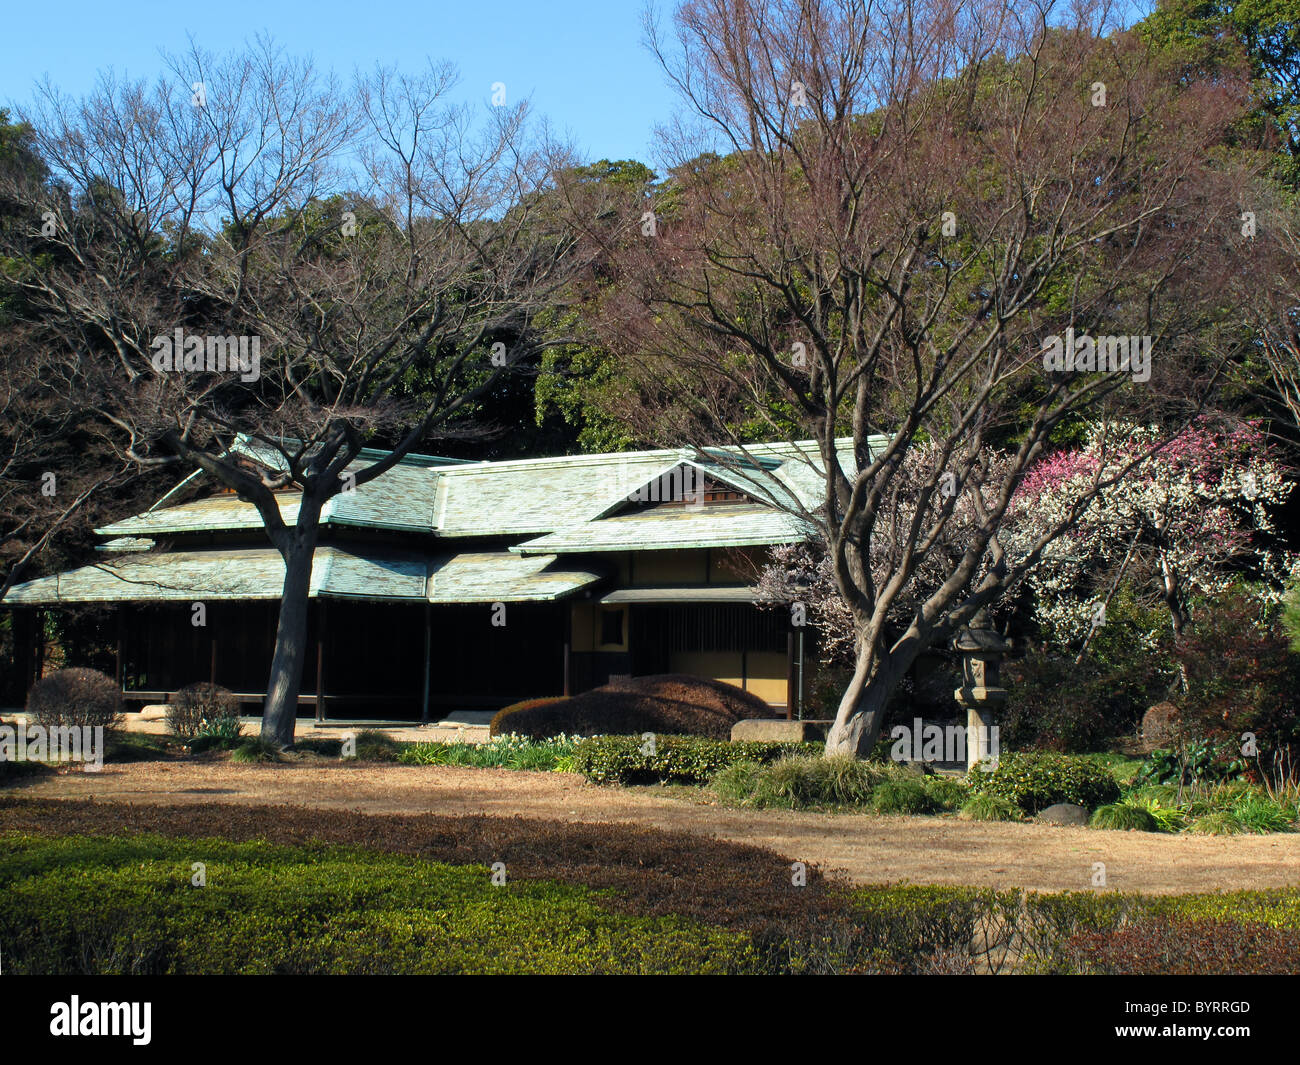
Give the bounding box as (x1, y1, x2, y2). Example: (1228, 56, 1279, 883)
(1141, 702, 1182, 752)
(1036, 803, 1089, 826)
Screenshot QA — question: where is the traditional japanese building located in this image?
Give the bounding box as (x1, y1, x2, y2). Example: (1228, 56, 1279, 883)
(5, 436, 873, 723)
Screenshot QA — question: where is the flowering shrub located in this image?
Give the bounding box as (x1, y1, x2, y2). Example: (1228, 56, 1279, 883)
(1011, 420, 1295, 648)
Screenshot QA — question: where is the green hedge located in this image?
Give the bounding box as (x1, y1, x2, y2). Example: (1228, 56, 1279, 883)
(5, 831, 1298, 975)
(847, 884, 1300, 974)
(399, 735, 577, 771)
(966, 752, 1120, 813)
(0, 833, 753, 975)
(571, 735, 817, 785)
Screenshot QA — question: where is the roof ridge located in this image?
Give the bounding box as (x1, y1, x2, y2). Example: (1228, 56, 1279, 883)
(427, 436, 861, 477)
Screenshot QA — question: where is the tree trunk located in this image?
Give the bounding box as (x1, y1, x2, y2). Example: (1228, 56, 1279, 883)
(261, 521, 322, 747)
(824, 644, 893, 758)
(1160, 555, 1190, 694)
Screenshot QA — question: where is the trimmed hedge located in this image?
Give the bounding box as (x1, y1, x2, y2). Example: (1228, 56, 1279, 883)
(966, 752, 1120, 813)
(3, 807, 1300, 975)
(400, 735, 577, 771)
(490, 675, 775, 740)
(1057, 917, 1300, 975)
(853, 885, 1300, 975)
(488, 698, 566, 738)
(0, 833, 754, 975)
(572, 735, 816, 785)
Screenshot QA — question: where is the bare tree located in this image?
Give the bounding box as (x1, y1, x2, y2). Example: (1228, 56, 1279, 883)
(0, 330, 141, 603)
(1242, 187, 1300, 429)
(0, 39, 589, 744)
(591, 0, 1256, 755)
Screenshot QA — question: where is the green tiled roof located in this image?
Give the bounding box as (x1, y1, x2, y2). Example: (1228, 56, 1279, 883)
(99, 494, 302, 536)
(426, 552, 601, 602)
(513, 504, 815, 555)
(10, 436, 885, 607)
(4, 546, 426, 603)
(5, 545, 599, 605)
(97, 437, 875, 543)
(430, 452, 674, 536)
(429, 439, 865, 536)
(98, 461, 441, 536)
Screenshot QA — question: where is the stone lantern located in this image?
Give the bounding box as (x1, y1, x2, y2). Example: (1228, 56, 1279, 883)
(952, 609, 1011, 770)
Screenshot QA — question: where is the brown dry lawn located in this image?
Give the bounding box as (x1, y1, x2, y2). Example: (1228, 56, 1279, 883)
(8, 760, 1300, 894)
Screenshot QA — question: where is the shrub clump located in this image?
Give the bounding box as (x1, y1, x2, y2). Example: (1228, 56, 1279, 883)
(573, 735, 813, 786)
(1106, 784, 1297, 836)
(922, 775, 970, 811)
(1232, 794, 1297, 834)
(712, 754, 889, 808)
(345, 730, 403, 762)
(230, 738, 282, 764)
(491, 675, 775, 740)
(25, 668, 123, 734)
(1060, 917, 1300, 975)
(870, 776, 937, 815)
(958, 793, 1021, 822)
(1090, 802, 1159, 832)
(488, 698, 566, 738)
(167, 683, 242, 742)
(966, 752, 1120, 814)
(400, 734, 578, 771)
(1187, 810, 1245, 836)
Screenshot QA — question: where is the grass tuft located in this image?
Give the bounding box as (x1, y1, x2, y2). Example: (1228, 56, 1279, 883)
(957, 793, 1021, 822)
(1090, 802, 1159, 832)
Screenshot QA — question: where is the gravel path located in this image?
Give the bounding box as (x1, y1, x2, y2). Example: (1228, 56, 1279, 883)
(10, 760, 1300, 894)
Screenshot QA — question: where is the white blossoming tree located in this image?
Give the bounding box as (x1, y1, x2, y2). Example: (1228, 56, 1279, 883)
(757, 420, 1294, 688)
(1010, 420, 1296, 660)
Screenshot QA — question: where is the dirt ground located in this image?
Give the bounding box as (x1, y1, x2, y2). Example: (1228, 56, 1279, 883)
(8, 760, 1300, 894)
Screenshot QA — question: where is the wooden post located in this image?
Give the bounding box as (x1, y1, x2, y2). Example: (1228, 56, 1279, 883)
(785, 631, 795, 721)
(115, 609, 125, 688)
(209, 633, 218, 687)
(563, 604, 572, 697)
(420, 604, 431, 723)
(315, 599, 327, 724)
(33, 608, 45, 682)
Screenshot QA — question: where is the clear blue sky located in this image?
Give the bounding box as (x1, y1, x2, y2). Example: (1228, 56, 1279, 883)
(4, 0, 1157, 171)
(2, 0, 676, 168)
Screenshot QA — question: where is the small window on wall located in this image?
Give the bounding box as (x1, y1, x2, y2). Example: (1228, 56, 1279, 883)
(599, 607, 626, 649)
